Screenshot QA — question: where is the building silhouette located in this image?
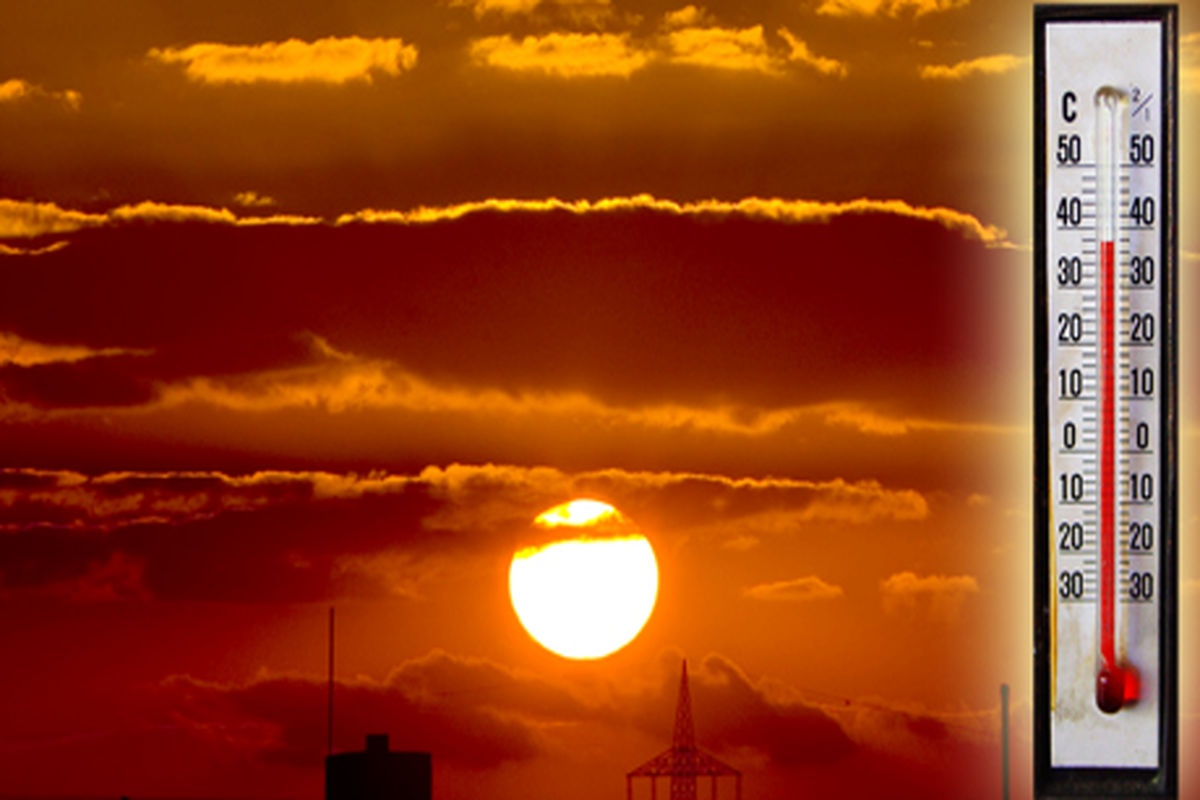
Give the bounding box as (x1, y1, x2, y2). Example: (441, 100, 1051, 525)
(325, 733, 432, 800)
(627, 661, 741, 800)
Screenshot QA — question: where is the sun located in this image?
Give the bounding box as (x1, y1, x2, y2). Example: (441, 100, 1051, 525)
(509, 499, 658, 659)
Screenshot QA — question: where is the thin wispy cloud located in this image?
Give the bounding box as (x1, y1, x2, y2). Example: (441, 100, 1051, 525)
(0, 241, 69, 257)
(778, 28, 848, 78)
(745, 575, 845, 602)
(920, 53, 1029, 81)
(148, 36, 418, 84)
(663, 25, 777, 73)
(880, 571, 980, 622)
(816, 0, 969, 18)
(2, 194, 1009, 244)
(468, 13, 848, 79)
(470, 33, 647, 78)
(452, 0, 542, 16)
(662, 5, 716, 28)
(95, 344, 1010, 447)
(0, 78, 81, 109)
(451, 0, 614, 21)
(0, 198, 318, 238)
(233, 191, 276, 208)
(336, 194, 1009, 244)
(0, 463, 930, 534)
(0, 333, 149, 368)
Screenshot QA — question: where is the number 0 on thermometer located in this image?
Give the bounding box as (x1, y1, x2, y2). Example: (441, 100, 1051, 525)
(1035, 5, 1178, 798)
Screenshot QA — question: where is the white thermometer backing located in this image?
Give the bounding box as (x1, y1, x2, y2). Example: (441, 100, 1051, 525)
(1034, 5, 1178, 799)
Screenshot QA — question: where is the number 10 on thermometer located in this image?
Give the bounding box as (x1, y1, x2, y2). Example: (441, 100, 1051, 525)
(1035, 5, 1178, 798)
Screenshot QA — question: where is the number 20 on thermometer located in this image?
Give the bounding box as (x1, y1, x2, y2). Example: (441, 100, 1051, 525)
(1035, 5, 1178, 798)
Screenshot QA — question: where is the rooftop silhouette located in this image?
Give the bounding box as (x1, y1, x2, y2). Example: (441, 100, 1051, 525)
(325, 734, 432, 800)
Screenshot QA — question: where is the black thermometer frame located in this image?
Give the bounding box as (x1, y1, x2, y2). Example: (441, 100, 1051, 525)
(1034, 4, 1178, 799)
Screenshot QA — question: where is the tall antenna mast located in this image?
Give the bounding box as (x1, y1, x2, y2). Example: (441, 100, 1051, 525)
(328, 606, 335, 756)
(1001, 683, 1010, 800)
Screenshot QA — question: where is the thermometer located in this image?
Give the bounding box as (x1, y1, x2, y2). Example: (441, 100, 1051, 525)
(1035, 5, 1178, 798)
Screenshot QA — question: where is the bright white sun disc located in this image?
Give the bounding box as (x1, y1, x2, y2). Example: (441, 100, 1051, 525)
(509, 501, 658, 660)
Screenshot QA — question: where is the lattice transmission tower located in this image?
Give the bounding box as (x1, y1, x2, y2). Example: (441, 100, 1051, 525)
(626, 660, 741, 800)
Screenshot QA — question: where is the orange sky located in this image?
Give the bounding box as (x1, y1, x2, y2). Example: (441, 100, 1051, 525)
(2, 1, 1199, 799)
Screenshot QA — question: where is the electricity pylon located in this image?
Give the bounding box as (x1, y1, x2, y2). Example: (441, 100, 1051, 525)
(627, 661, 741, 800)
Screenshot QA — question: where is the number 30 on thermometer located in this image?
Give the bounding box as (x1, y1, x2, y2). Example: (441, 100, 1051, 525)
(1034, 5, 1178, 799)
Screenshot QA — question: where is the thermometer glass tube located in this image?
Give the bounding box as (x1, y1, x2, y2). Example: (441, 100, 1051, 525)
(1034, 5, 1177, 798)
(1093, 85, 1132, 717)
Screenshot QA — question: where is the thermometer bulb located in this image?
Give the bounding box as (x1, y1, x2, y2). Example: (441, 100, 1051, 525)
(1097, 663, 1141, 715)
(1097, 664, 1141, 714)
(1096, 667, 1123, 714)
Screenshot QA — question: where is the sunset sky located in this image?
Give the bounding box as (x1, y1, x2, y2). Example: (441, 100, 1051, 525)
(2, 1, 1199, 798)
